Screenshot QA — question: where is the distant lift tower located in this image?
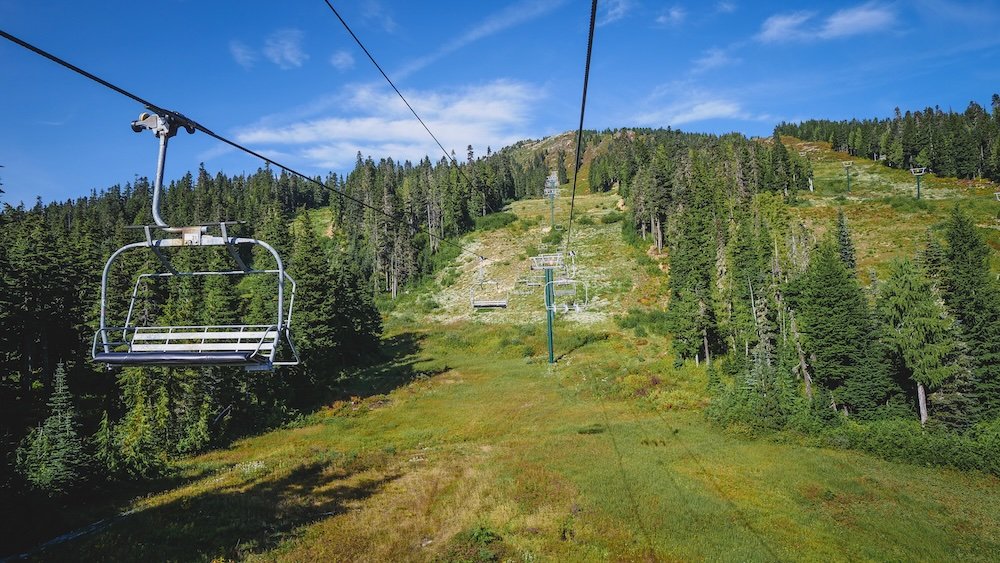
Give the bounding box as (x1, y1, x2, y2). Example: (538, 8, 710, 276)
(910, 167, 927, 200)
(842, 161, 854, 193)
(530, 253, 564, 364)
(544, 186, 560, 228)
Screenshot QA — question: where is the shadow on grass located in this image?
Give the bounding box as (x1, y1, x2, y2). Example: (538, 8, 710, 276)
(330, 331, 448, 401)
(34, 461, 401, 561)
(5, 333, 435, 560)
(0, 468, 214, 559)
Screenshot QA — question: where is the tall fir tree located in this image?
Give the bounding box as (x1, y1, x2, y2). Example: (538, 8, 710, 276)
(835, 209, 857, 273)
(15, 363, 85, 495)
(941, 206, 1000, 417)
(877, 259, 960, 424)
(795, 239, 891, 417)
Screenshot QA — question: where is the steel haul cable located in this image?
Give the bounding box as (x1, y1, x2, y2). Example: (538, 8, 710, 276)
(0, 28, 488, 261)
(322, 1, 497, 215)
(563, 0, 598, 254)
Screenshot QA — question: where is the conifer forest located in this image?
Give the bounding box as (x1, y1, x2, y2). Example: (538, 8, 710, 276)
(3, 13, 1000, 554)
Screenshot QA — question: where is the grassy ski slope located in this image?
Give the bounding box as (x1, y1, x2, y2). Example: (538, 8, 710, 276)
(34, 141, 1000, 562)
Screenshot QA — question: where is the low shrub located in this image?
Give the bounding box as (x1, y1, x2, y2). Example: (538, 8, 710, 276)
(474, 211, 517, 231)
(881, 195, 931, 213)
(541, 229, 563, 245)
(601, 210, 625, 224)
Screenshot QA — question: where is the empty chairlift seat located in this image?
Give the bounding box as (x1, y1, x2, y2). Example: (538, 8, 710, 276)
(94, 325, 283, 368)
(470, 280, 509, 309)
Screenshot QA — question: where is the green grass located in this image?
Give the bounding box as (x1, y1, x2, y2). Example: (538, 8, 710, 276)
(29, 160, 1000, 562)
(41, 319, 1000, 561)
(785, 137, 1000, 276)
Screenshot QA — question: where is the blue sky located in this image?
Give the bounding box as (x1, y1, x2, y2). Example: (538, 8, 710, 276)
(1, 0, 999, 205)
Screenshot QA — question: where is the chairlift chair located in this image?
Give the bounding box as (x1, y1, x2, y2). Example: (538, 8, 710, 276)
(530, 253, 564, 271)
(512, 275, 539, 295)
(470, 280, 509, 309)
(92, 112, 299, 372)
(545, 278, 589, 314)
(469, 257, 509, 309)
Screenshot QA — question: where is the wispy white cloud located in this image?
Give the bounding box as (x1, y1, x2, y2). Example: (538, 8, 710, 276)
(264, 29, 308, 70)
(361, 0, 398, 33)
(229, 40, 257, 69)
(757, 3, 896, 43)
(633, 83, 770, 127)
(329, 50, 355, 71)
(656, 6, 687, 26)
(692, 48, 740, 73)
(233, 80, 542, 170)
(395, 0, 566, 79)
(757, 11, 814, 42)
(819, 3, 896, 38)
(598, 0, 632, 27)
(914, 0, 1000, 25)
(716, 2, 737, 14)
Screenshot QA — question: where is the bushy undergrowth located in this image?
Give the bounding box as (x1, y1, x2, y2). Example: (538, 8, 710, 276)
(616, 308, 671, 336)
(601, 210, 625, 224)
(541, 228, 563, 245)
(474, 211, 518, 231)
(881, 195, 931, 213)
(709, 373, 1000, 476)
(441, 524, 509, 562)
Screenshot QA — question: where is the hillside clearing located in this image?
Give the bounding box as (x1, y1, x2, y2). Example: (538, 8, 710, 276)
(33, 152, 1000, 561)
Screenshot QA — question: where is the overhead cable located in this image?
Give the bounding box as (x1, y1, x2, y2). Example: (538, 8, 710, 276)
(564, 0, 598, 253)
(322, 1, 496, 214)
(0, 28, 487, 260)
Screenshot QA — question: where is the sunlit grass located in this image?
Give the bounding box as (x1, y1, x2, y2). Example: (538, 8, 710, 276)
(36, 152, 1000, 562)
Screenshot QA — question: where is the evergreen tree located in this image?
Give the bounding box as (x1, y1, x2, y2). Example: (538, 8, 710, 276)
(877, 259, 960, 424)
(835, 209, 857, 272)
(92, 410, 118, 475)
(941, 206, 1000, 417)
(115, 369, 164, 478)
(289, 212, 337, 385)
(795, 239, 890, 417)
(15, 364, 85, 495)
(668, 152, 721, 364)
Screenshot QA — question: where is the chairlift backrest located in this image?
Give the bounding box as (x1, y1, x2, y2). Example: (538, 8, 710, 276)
(531, 253, 564, 270)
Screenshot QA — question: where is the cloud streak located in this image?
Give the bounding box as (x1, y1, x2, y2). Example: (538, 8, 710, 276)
(598, 0, 632, 27)
(329, 50, 355, 71)
(264, 29, 308, 69)
(656, 6, 687, 26)
(692, 47, 739, 73)
(757, 11, 814, 43)
(394, 0, 566, 79)
(632, 83, 770, 127)
(234, 80, 542, 170)
(757, 2, 896, 43)
(229, 40, 256, 69)
(820, 3, 896, 38)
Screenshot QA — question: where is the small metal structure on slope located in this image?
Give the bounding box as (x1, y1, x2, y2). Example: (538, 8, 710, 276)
(470, 258, 509, 309)
(92, 112, 299, 371)
(910, 167, 927, 200)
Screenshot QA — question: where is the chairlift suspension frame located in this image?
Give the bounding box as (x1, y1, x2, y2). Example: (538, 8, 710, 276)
(92, 112, 299, 371)
(470, 257, 509, 309)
